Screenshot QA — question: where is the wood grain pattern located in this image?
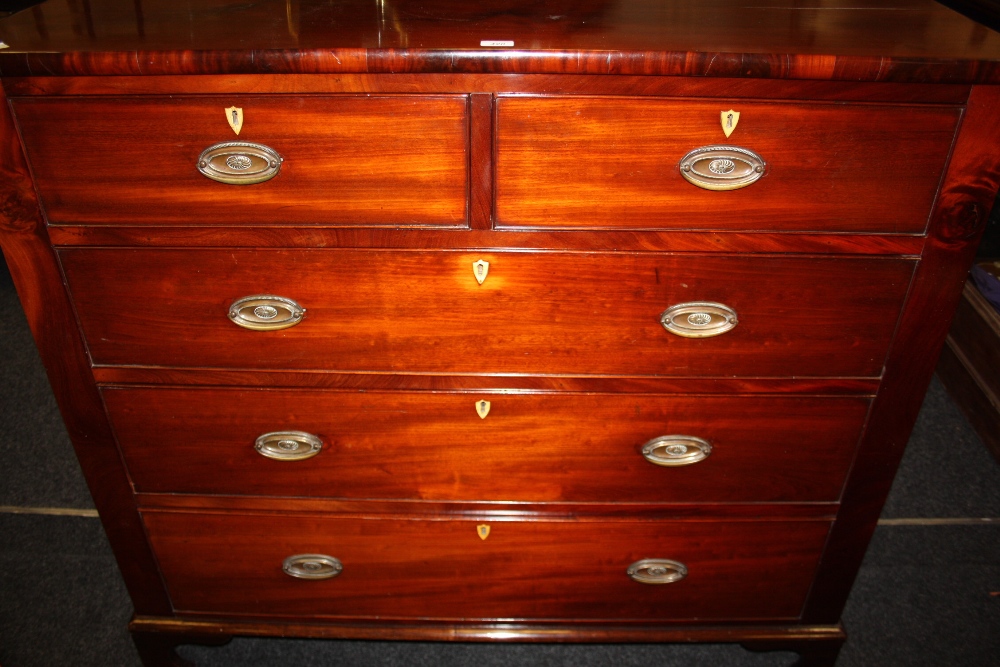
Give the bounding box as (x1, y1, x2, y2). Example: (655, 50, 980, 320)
(135, 495, 838, 521)
(496, 97, 959, 232)
(1, 3, 999, 659)
(93, 367, 882, 395)
(468, 93, 494, 230)
(2, 74, 974, 105)
(45, 225, 927, 255)
(0, 81, 172, 615)
(11, 95, 469, 226)
(142, 510, 831, 621)
(60, 249, 915, 377)
(105, 388, 869, 503)
(0, 0, 998, 81)
(802, 85, 1000, 623)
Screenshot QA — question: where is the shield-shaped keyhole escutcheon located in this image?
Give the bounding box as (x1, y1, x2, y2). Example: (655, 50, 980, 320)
(721, 109, 740, 138)
(477, 524, 491, 540)
(473, 260, 490, 285)
(476, 400, 491, 419)
(226, 106, 244, 135)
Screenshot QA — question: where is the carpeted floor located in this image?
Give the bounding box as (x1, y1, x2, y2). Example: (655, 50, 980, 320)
(1, 253, 998, 667)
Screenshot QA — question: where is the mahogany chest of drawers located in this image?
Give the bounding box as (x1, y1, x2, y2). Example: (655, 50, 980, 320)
(3, 2, 1000, 665)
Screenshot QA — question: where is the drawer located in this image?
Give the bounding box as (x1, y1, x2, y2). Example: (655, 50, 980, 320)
(61, 249, 914, 377)
(106, 388, 869, 503)
(496, 97, 959, 232)
(143, 511, 831, 621)
(11, 95, 468, 226)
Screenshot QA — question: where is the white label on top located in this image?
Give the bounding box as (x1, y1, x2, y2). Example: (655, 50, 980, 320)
(480, 40, 514, 47)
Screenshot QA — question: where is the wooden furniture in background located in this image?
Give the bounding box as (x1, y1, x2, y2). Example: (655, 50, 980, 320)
(2, 2, 1000, 666)
(938, 262, 1000, 463)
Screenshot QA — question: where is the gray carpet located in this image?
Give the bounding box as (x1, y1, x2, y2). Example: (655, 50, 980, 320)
(1, 252, 998, 667)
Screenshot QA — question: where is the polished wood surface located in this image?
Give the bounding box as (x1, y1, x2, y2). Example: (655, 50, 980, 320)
(105, 388, 869, 503)
(3, 3, 1000, 665)
(92, 367, 883, 396)
(12, 95, 469, 226)
(47, 225, 928, 255)
(60, 249, 914, 377)
(128, 619, 847, 667)
(2, 73, 976, 104)
(802, 84, 1000, 624)
(496, 97, 959, 232)
(128, 615, 846, 644)
(143, 510, 831, 621)
(136, 494, 837, 521)
(1, 1, 999, 81)
(0, 81, 173, 615)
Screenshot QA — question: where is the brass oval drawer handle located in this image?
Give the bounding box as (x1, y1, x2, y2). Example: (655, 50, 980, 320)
(679, 145, 766, 191)
(255, 431, 323, 461)
(197, 141, 283, 185)
(627, 558, 688, 585)
(228, 295, 305, 331)
(282, 554, 343, 580)
(641, 435, 712, 467)
(660, 301, 737, 338)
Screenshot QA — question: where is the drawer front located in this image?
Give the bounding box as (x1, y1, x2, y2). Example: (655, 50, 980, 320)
(496, 97, 959, 232)
(61, 249, 914, 377)
(143, 511, 831, 621)
(106, 388, 869, 503)
(12, 96, 468, 226)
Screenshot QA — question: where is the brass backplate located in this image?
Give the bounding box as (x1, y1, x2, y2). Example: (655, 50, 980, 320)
(679, 145, 765, 191)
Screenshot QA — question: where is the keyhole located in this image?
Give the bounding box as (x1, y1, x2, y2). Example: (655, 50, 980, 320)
(727, 113, 733, 128)
(232, 110, 239, 125)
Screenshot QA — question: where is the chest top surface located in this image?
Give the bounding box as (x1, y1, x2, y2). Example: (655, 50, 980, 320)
(1, 0, 1000, 80)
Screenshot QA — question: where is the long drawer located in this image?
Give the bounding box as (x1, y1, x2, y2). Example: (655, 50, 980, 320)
(496, 97, 959, 232)
(106, 388, 869, 503)
(61, 249, 914, 377)
(143, 510, 831, 621)
(11, 95, 469, 226)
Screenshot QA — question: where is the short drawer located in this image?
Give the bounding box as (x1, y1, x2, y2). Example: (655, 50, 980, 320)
(143, 510, 831, 621)
(496, 96, 959, 232)
(106, 388, 869, 503)
(60, 249, 914, 377)
(11, 95, 468, 226)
